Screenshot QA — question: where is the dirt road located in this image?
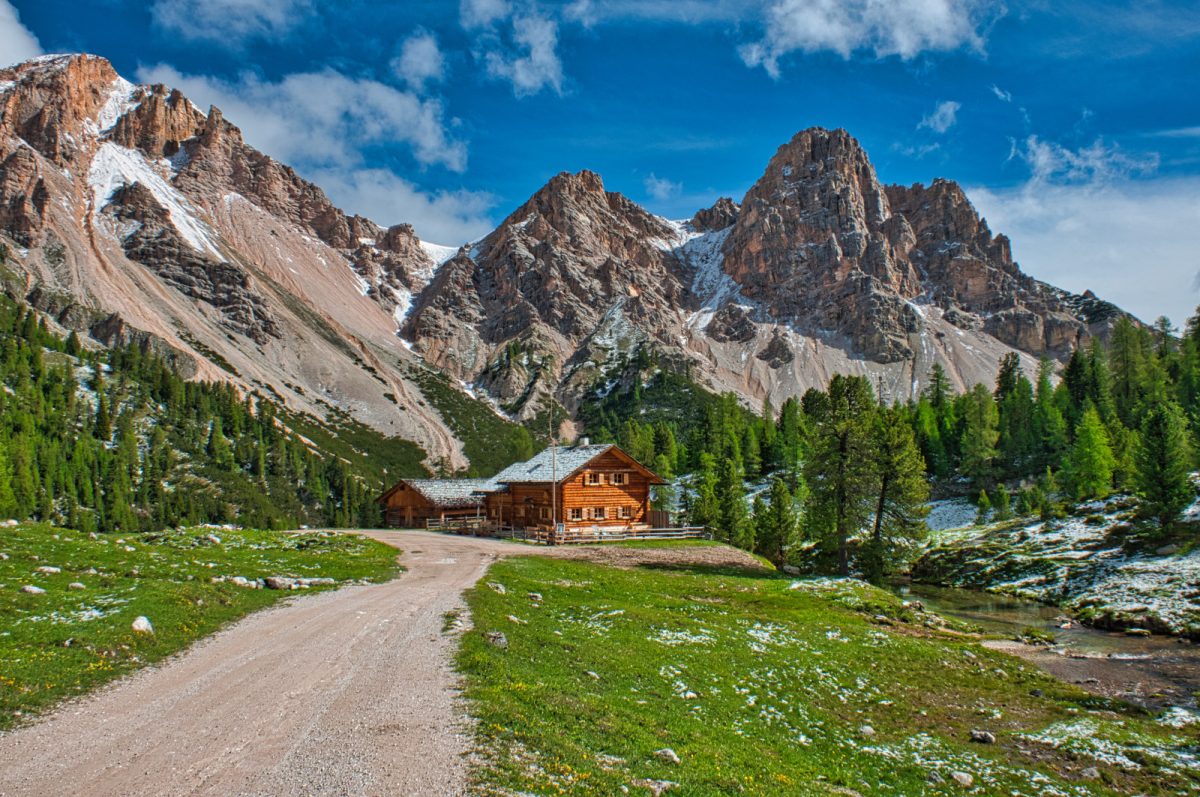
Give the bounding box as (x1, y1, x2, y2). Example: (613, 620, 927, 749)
(0, 531, 520, 797)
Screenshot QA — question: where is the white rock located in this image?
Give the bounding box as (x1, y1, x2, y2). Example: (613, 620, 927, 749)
(859, 724, 876, 738)
(205, 534, 222, 544)
(20, 585, 45, 594)
(632, 779, 678, 796)
(487, 581, 507, 594)
(2, 519, 18, 527)
(506, 614, 527, 625)
(35, 566, 61, 574)
(0, 552, 8, 560)
(951, 771, 974, 788)
(654, 748, 681, 765)
(131, 616, 154, 634)
(68, 582, 85, 590)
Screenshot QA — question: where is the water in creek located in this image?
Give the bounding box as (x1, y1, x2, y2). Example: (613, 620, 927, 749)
(890, 583, 1200, 711)
(891, 583, 1187, 657)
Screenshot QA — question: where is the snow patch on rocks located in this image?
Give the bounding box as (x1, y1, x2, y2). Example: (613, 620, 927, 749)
(88, 142, 223, 259)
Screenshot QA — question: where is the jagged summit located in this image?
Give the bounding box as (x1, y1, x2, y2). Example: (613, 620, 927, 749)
(0, 53, 470, 468)
(0, 55, 1132, 467)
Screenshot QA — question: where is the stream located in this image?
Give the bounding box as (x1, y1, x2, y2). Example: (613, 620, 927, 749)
(891, 583, 1200, 712)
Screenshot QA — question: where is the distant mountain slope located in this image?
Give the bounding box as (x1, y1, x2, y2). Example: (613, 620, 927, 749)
(0, 54, 479, 468)
(0, 54, 1130, 459)
(405, 129, 1126, 419)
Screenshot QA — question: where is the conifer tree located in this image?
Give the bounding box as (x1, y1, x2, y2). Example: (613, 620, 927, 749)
(717, 454, 754, 550)
(1134, 400, 1193, 529)
(1032, 359, 1068, 470)
(959, 383, 999, 488)
(803, 374, 876, 575)
(1063, 405, 1116, 500)
(1109, 316, 1150, 427)
(754, 477, 799, 566)
(862, 407, 929, 581)
(651, 453, 676, 514)
(0, 438, 16, 517)
(994, 483, 1012, 520)
(687, 453, 720, 529)
(975, 489, 991, 525)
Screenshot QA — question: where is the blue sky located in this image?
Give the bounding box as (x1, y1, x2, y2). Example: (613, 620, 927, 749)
(3, 0, 1199, 323)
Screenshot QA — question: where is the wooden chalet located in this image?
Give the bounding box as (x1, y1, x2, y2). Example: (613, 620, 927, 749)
(378, 443, 667, 537)
(485, 443, 665, 532)
(377, 478, 495, 528)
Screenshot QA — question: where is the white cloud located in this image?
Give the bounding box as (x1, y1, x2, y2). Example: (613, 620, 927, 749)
(393, 30, 446, 93)
(969, 135, 1195, 324)
(643, 173, 682, 201)
(971, 177, 1200, 326)
(918, 99, 960, 133)
(483, 13, 564, 97)
(460, 0, 510, 29)
(1146, 126, 1200, 139)
(740, 0, 997, 78)
(1011, 135, 1157, 187)
(990, 83, 1011, 102)
(313, 168, 494, 244)
(150, 0, 313, 44)
(0, 0, 41, 67)
(137, 65, 467, 172)
(564, 0, 748, 26)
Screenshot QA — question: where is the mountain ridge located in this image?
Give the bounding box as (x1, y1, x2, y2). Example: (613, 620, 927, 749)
(0, 53, 1128, 470)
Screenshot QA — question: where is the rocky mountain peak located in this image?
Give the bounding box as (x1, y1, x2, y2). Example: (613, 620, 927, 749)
(692, 197, 739, 231)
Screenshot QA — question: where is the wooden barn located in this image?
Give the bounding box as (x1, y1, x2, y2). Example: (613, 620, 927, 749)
(485, 443, 665, 532)
(377, 478, 494, 528)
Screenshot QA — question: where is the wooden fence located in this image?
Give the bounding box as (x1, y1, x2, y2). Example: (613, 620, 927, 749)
(493, 525, 710, 545)
(425, 516, 489, 534)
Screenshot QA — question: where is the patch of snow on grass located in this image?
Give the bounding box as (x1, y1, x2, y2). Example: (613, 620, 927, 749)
(650, 627, 715, 646)
(926, 498, 977, 534)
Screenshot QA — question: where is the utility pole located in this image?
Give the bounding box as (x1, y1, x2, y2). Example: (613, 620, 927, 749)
(549, 403, 558, 543)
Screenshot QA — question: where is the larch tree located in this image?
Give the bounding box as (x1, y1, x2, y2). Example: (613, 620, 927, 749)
(1134, 400, 1194, 530)
(959, 383, 999, 489)
(1063, 405, 1116, 500)
(862, 406, 930, 582)
(754, 476, 800, 566)
(803, 374, 876, 575)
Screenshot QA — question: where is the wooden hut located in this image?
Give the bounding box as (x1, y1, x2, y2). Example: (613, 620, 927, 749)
(377, 478, 494, 528)
(485, 443, 664, 532)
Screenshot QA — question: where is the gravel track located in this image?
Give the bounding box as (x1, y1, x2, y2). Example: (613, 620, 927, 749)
(0, 532, 521, 797)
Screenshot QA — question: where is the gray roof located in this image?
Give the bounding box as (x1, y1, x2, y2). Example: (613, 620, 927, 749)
(492, 444, 615, 484)
(403, 478, 497, 508)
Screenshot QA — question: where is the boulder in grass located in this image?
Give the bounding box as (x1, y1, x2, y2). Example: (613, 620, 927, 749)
(654, 748, 681, 765)
(21, 585, 45, 594)
(131, 616, 154, 634)
(951, 772, 974, 788)
(969, 729, 996, 744)
(265, 576, 298, 590)
(36, 566, 61, 574)
(484, 631, 508, 649)
(68, 582, 86, 590)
